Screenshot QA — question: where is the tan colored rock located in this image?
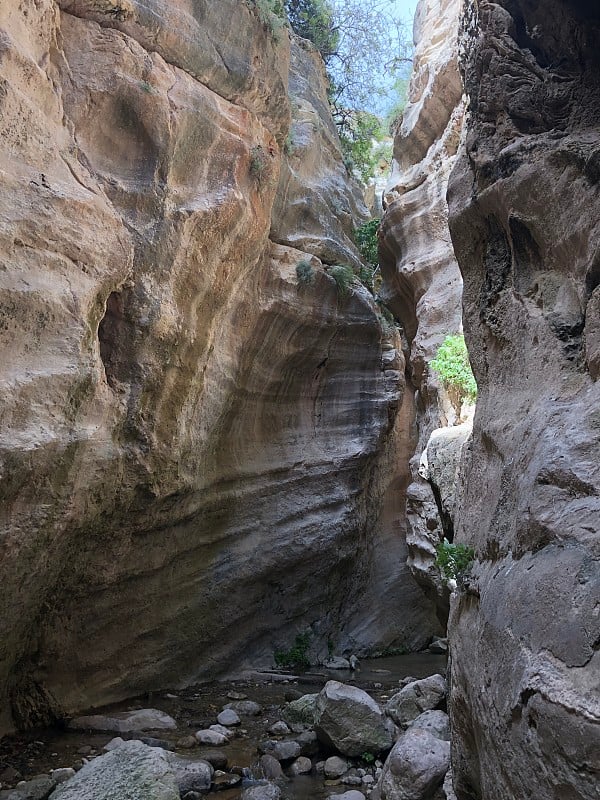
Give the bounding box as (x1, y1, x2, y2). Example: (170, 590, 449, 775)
(0, 0, 436, 733)
(379, 0, 466, 621)
(448, 1, 600, 798)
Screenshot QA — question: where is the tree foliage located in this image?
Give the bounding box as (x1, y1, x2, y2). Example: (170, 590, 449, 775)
(430, 335, 477, 404)
(285, 0, 412, 183)
(435, 539, 475, 585)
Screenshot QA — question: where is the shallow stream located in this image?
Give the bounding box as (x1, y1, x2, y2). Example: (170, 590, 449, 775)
(0, 653, 446, 799)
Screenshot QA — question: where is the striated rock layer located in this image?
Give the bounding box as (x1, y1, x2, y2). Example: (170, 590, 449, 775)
(379, 0, 466, 622)
(448, 1, 600, 798)
(0, 1, 438, 732)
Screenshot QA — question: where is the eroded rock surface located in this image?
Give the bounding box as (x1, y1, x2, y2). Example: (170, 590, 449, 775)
(448, 1, 600, 798)
(379, 0, 467, 623)
(0, 0, 438, 732)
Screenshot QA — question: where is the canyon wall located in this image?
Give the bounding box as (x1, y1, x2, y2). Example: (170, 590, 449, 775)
(0, 0, 439, 733)
(448, 1, 600, 798)
(379, 0, 466, 622)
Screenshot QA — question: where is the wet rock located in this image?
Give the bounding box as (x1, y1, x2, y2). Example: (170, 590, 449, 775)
(240, 783, 282, 800)
(287, 756, 312, 776)
(224, 701, 262, 717)
(315, 681, 393, 757)
(209, 725, 234, 740)
(259, 755, 283, 781)
(177, 736, 198, 749)
(257, 739, 301, 762)
(283, 694, 318, 727)
(328, 792, 365, 800)
(294, 729, 318, 757)
(378, 728, 449, 800)
(48, 741, 179, 799)
(267, 721, 290, 736)
(385, 675, 446, 728)
(103, 737, 125, 752)
(169, 756, 213, 794)
(0, 776, 56, 800)
(140, 737, 174, 750)
(49, 771, 74, 785)
(196, 752, 228, 770)
(69, 709, 177, 733)
(195, 730, 228, 746)
(428, 638, 448, 655)
(407, 711, 450, 742)
(217, 709, 240, 727)
(211, 772, 242, 791)
(342, 774, 363, 786)
(324, 657, 351, 670)
(324, 756, 349, 779)
(226, 692, 247, 701)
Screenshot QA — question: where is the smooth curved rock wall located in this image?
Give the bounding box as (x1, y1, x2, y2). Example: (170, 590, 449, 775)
(448, 1, 600, 797)
(0, 1, 439, 733)
(379, 0, 466, 621)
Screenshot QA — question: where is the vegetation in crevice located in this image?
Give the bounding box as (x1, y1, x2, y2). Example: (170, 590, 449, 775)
(274, 631, 312, 669)
(435, 539, 475, 587)
(296, 259, 316, 286)
(430, 334, 478, 406)
(327, 264, 355, 296)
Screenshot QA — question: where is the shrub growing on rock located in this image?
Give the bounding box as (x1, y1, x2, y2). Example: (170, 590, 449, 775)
(296, 259, 316, 286)
(274, 632, 311, 669)
(328, 264, 355, 296)
(435, 538, 475, 586)
(430, 334, 477, 405)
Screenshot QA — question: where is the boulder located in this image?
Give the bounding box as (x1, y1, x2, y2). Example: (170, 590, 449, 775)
(259, 755, 283, 780)
(224, 701, 262, 716)
(378, 728, 450, 800)
(0, 777, 56, 800)
(258, 739, 301, 762)
(217, 709, 240, 727)
(385, 676, 446, 728)
(168, 756, 213, 794)
(324, 756, 349, 778)
(294, 729, 319, 756)
(268, 721, 290, 736)
(329, 792, 366, 800)
(315, 681, 392, 757)
(324, 657, 351, 670)
(407, 711, 450, 742)
(69, 709, 177, 733)
(288, 756, 312, 775)
(283, 694, 318, 727)
(48, 741, 179, 800)
(195, 730, 228, 746)
(240, 783, 281, 800)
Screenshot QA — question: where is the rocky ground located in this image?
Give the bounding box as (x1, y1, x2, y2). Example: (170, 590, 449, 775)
(0, 654, 451, 800)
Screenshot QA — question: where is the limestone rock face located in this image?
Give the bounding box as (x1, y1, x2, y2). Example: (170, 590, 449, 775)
(379, 0, 467, 623)
(447, 2, 600, 798)
(0, 1, 437, 732)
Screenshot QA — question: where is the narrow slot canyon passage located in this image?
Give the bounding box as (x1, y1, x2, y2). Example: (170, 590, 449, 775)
(0, 1, 598, 800)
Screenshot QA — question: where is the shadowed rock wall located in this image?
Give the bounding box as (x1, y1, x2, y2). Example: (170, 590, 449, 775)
(448, 1, 600, 797)
(0, 0, 439, 733)
(379, 0, 466, 623)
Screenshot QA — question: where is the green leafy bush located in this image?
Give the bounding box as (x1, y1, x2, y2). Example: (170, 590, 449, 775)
(274, 632, 311, 670)
(435, 539, 475, 583)
(254, 0, 287, 37)
(430, 334, 477, 404)
(357, 265, 375, 294)
(328, 264, 355, 296)
(296, 259, 315, 286)
(354, 219, 380, 268)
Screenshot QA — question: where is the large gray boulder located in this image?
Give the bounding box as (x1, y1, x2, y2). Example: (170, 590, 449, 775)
(406, 710, 450, 742)
(168, 755, 213, 794)
(315, 681, 392, 757)
(385, 675, 446, 728)
(68, 709, 177, 733)
(49, 740, 179, 800)
(378, 728, 450, 800)
(283, 694, 318, 727)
